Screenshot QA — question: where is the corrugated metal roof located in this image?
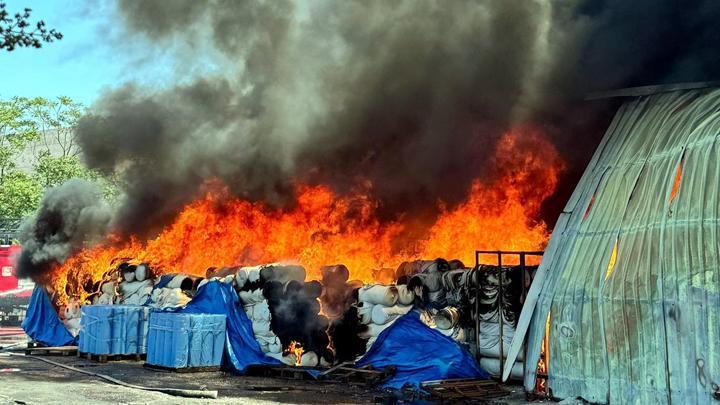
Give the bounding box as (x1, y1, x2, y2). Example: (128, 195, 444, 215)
(524, 87, 720, 403)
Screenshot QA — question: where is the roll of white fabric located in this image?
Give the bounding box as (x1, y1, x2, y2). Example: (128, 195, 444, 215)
(120, 279, 153, 296)
(252, 301, 271, 322)
(239, 289, 265, 305)
(358, 284, 399, 306)
(123, 271, 136, 283)
(135, 264, 149, 282)
(268, 338, 282, 354)
(358, 321, 392, 338)
(247, 267, 261, 283)
(479, 357, 524, 379)
(96, 293, 114, 305)
(235, 268, 249, 289)
(396, 285, 415, 305)
(371, 304, 412, 325)
(223, 275, 235, 284)
(63, 317, 81, 336)
(165, 274, 188, 289)
(252, 319, 271, 334)
(243, 305, 254, 319)
(299, 351, 319, 367)
(357, 303, 374, 325)
(100, 282, 116, 295)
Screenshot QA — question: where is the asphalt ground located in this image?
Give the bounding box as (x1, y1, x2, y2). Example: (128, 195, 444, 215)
(0, 327, 536, 405)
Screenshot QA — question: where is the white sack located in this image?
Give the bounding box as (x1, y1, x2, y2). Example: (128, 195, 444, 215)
(135, 264, 149, 282)
(123, 271, 136, 283)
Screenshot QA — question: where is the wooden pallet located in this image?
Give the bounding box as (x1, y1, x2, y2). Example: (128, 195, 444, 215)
(421, 378, 508, 400)
(24, 345, 78, 356)
(319, 362, 395, 386)
(143, 363, 222, 373)
(77, 351, 146, 363)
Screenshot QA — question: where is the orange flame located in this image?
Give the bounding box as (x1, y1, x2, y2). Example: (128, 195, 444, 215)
(47, 127, 564, 305)
(286, 341, 304, 366)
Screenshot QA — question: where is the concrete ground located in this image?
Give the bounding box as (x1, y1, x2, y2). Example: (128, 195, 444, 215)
(0, 328, 537, 405)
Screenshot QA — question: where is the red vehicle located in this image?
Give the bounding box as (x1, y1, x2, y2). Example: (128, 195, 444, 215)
(0, 245, 33, 325)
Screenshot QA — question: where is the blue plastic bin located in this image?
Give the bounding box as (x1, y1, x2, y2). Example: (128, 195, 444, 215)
(79, 305, 151, 355)
(146, 312, 226, 369)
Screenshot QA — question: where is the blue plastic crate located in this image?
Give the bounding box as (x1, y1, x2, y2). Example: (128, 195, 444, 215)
(146, 312, 226, 369)
(79, 305, 151, 355)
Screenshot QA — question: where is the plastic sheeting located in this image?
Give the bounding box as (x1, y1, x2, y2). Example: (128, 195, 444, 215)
(78, 305, 151, 355)
(357, 311, 488, 389)
(21, 286, 77, 347)
(525, 88, 720, 403)
(147, 312, 226, 368)
(179, 280, 280, 372)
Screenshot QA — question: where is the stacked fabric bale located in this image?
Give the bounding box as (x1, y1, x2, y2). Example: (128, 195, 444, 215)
(357, 284, 413, 349)
(234, 264, 331, 366)
(117, 263, 154, 306)
(94, 281, 117, 305)
(148, 274, 196, 309)
(237, 267, 283, 362)
(475, 265, 524, 379)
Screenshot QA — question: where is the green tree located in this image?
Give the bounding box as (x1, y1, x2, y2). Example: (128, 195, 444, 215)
(0, 171, 41, 218)
(0, 2, 62, 51)
(0, 96, 118, 219)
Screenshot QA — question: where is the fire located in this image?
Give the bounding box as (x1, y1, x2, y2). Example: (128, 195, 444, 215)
(46, 127, 564, 305)
(286, 341, 304, 366)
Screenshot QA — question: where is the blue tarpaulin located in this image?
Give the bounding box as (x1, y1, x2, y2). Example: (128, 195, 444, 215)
(357, 311, 489, 389)
(179, 281, 280, 372)
(22, 285, 77, 347)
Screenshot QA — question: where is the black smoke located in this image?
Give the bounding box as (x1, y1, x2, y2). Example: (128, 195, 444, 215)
(19, 0, 720, 277)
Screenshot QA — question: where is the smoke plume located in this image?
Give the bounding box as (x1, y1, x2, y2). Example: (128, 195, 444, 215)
(18, 0, 720, 277)
(17, 179, 112, 279)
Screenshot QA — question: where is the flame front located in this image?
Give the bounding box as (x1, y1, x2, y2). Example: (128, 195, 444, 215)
(48, 127, 564, 304)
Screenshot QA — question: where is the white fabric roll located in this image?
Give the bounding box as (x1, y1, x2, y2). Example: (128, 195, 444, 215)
(223, 275, 235, 284)
(166, 274, 190, 289)
(357, 303, 374, 325)
(135, 264, 149, 282)
(239, 289, 265, 305)
(299, 351, 319, 367)
(247, 267, 261, 283)
(268, 339, 282, 354)
(100, 282, 116, 295)
(252, 301, 271, 322)
(120, 279, 153, 296)
(396, 285, 415, 305)
(235, 268, 249, 289)
(371, 304, 412, 325)
(252, 319, 271, 334)
(479, 358, 524, 379)
(96, 293, 114, 305)
(243, 305, 254, 319)
(358, 284, 399, 306)
(123, 271, 136, 283)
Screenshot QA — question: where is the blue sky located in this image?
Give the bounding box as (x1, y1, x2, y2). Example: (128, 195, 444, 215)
(0, 0, 196, 107)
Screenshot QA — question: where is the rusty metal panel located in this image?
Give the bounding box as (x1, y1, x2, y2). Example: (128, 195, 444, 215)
(524, 88, 720, 404)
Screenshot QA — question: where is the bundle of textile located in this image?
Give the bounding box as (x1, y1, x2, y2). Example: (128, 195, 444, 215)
(357, 284, 413, 349)
(61, 298, 82, 336)
(234, 264, 330, 366)
(146, 274, 196, 308)
(475, 265, 524, 378)
(93, 281, 117, 305)
(238, 287, 283, 360)
(118, 263, 155, 305)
